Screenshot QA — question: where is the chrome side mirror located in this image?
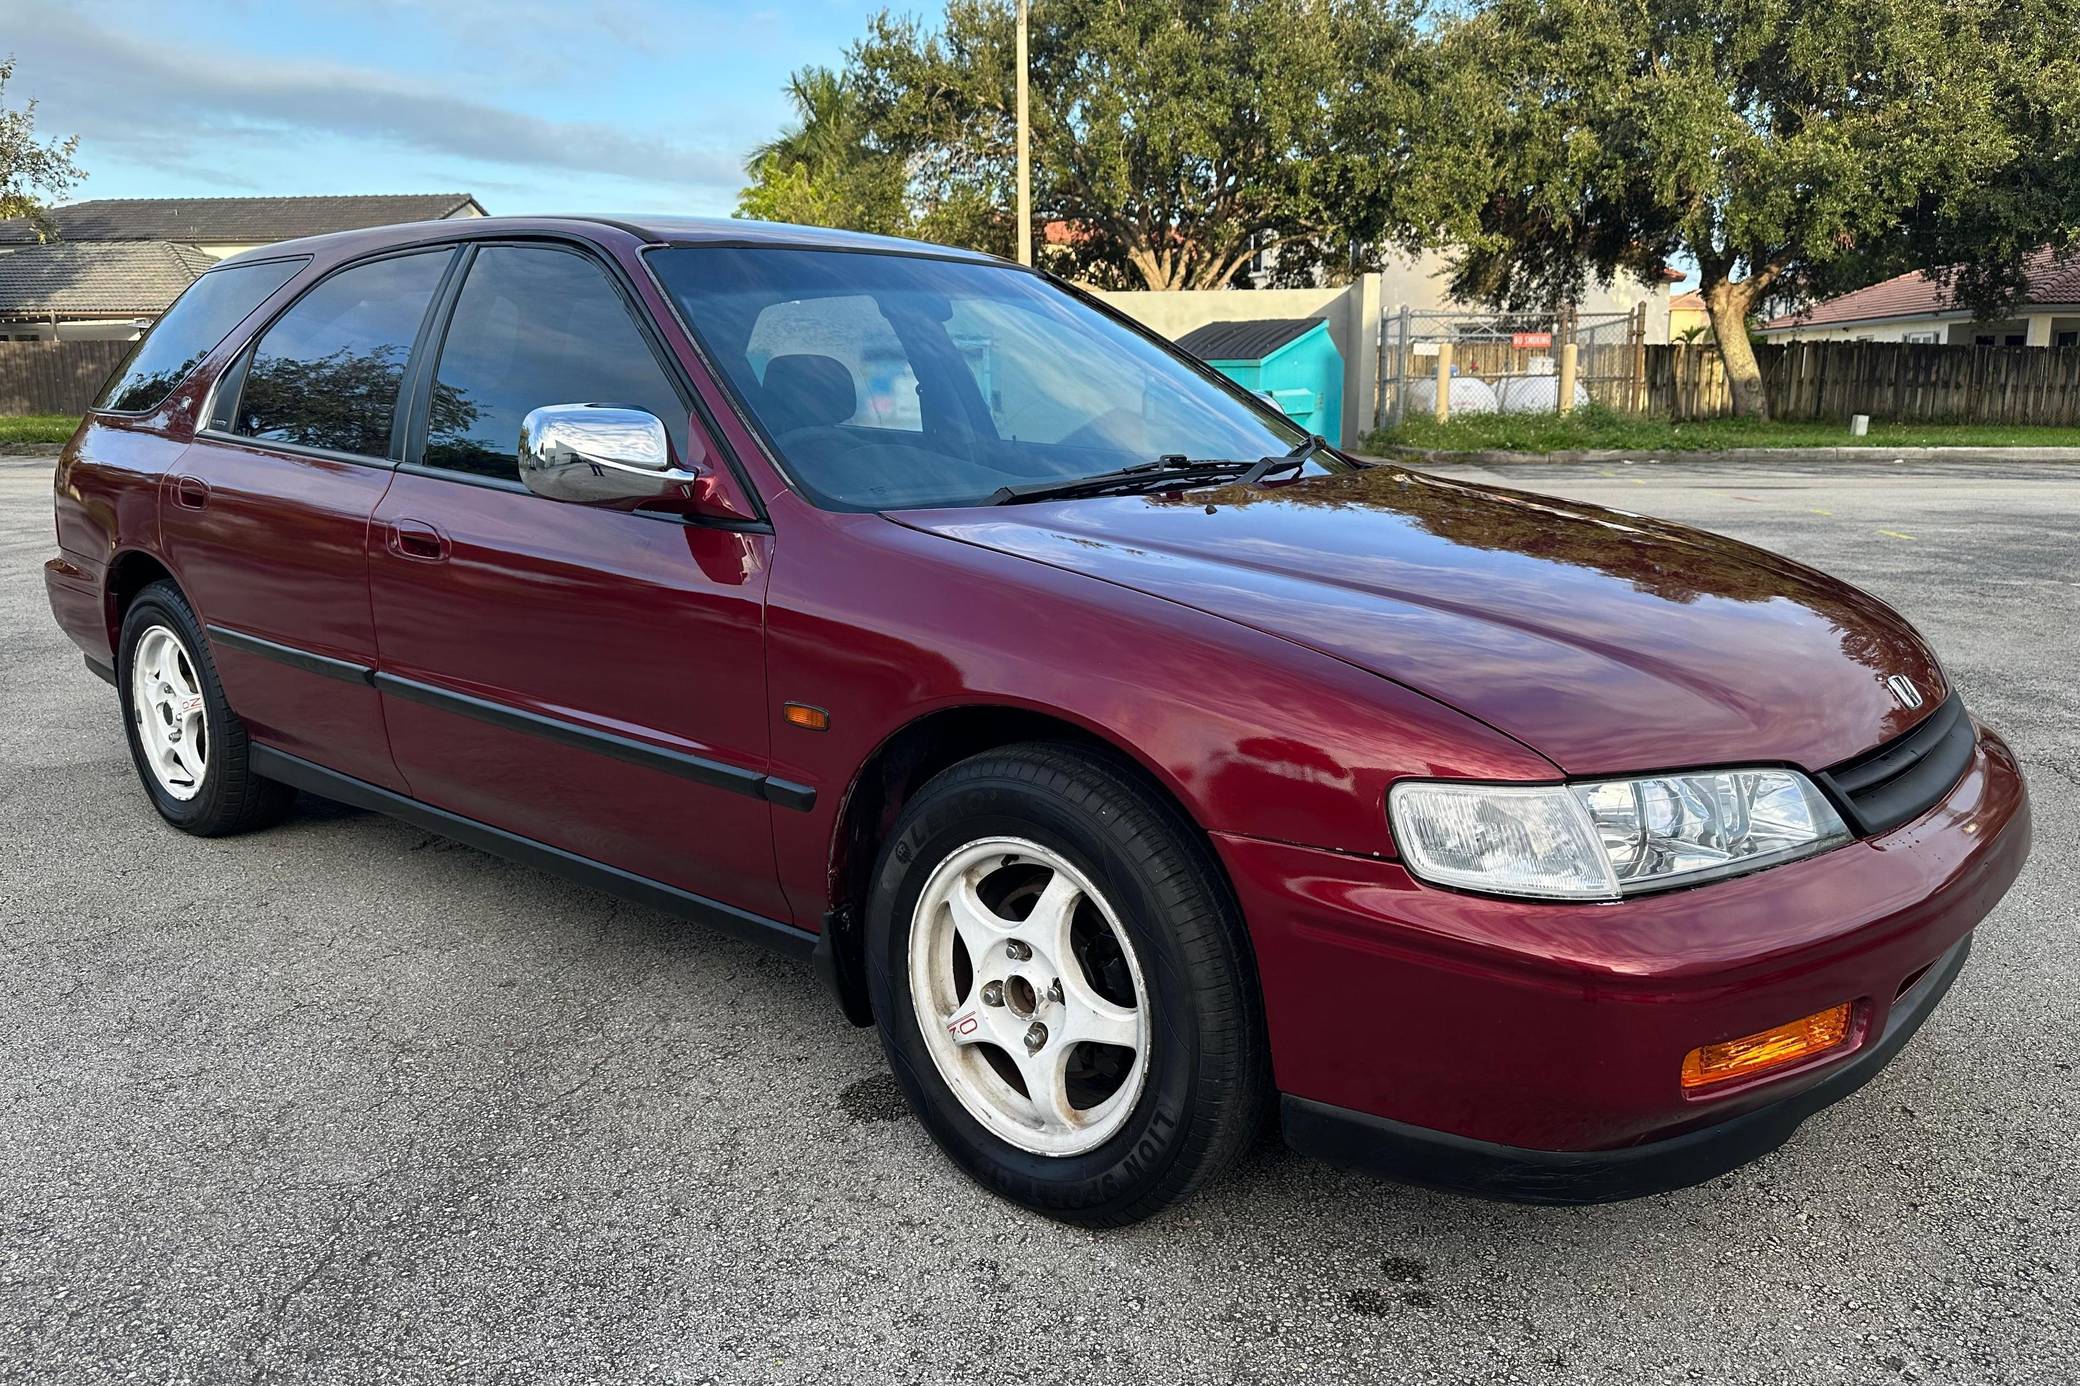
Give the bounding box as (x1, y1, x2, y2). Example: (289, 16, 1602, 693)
(519, 404, 704, 509)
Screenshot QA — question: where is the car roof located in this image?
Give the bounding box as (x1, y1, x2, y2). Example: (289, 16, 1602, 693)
(211, 214, 1006, 270)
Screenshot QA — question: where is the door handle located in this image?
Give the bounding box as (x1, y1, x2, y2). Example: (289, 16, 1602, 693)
(387, 518, 449, 562)
(172, 475, 209, 510)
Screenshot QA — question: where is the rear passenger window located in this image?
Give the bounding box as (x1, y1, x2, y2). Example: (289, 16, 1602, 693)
(423, 246, 687, 481)
(233, 249, 451, 458)
(93, 258, 304, 414)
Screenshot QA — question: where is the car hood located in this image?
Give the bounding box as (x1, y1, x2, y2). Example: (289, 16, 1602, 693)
(893, 467, 1947, 775)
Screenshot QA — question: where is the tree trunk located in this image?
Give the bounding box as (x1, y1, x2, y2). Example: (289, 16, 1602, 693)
(1124, 240, 1185, 291)
(1122, 228, 1252, 290)
(1704, 280, 1768, 420)
(1188, 243, 1255, 290)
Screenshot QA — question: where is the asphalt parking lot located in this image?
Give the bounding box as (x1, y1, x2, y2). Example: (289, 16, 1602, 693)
(2, 449, 2074, 1385)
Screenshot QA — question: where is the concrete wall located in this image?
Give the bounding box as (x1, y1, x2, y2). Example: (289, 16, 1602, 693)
(1370, 249, 1671, 343)
(1095, 281, 1379, 448)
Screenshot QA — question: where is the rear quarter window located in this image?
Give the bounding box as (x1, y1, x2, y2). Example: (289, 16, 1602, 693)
(93, 258, 306, 414)
(231, 249, 454, 459)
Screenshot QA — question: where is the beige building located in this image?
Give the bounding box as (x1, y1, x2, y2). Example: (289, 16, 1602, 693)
(0, 194, 485, 341)
(1759, 247, 2080, 347)
(1668, 291, 1710, 340)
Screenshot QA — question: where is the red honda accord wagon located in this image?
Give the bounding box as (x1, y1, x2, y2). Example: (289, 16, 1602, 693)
(45, 217, 2030, 1224)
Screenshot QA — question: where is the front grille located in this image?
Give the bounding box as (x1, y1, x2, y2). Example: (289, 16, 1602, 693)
(1817, 693, 1974, 836)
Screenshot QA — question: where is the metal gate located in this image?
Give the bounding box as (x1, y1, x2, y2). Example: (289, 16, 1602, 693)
(1374, 305, 1650, 429)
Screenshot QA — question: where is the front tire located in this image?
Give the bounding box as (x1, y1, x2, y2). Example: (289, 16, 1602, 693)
(864, 742, 1268, 1226)
(117, 581, 293, 836)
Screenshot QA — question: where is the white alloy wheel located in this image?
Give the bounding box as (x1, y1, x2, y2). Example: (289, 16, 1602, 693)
(909, 836, 1150, 1156)
(131, 624, 209, 801)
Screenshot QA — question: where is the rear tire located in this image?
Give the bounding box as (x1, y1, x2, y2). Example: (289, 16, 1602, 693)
(864, 741, 1268, 1226)
(117, 581, 293, 836)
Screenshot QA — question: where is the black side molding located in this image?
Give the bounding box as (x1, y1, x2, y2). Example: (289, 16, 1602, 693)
(1283, 932, 1971, 1205)
(206, 624, 375, 685)
(202, 623, 815, 812)
(249, 745, 818, 960)
(84, 653, 116, 687)
(374, 671, 816, 811)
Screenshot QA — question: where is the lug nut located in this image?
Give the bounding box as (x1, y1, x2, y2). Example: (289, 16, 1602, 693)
(1006, 940, 1032, 962)
(1023, 1022, 1048, 1053)
(1048, 978, 1064, 1005)
(981, 980, 1005, 1008)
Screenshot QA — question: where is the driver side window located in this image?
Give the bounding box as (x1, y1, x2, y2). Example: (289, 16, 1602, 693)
(424, 245, 689, 481)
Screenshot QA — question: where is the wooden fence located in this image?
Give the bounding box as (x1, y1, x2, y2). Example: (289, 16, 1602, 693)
(0, 339, 133, 415)
(1646, 340, 2080, 424)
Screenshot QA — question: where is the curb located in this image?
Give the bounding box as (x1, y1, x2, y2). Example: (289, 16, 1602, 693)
(1369, 444, 2080, 465)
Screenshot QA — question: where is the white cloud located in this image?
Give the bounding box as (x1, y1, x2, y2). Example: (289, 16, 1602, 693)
(316, 0, 679, 50)
(6, 4, 744, 192)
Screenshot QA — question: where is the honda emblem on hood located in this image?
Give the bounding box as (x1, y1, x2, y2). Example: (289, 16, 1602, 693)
(1886, 674, 1924, 710)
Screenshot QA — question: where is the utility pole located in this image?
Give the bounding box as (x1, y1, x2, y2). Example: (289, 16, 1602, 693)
(1016, 0, 1032, 266)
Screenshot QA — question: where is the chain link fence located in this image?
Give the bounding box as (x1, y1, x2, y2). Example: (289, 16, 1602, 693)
(1374, 306, 1650, 430)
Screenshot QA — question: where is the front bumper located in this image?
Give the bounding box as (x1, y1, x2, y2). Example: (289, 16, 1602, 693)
(1215, 721, 2031, 1201)
(1283, 931, 1970, 1203)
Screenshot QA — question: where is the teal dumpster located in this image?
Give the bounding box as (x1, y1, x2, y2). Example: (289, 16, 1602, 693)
(1175, 317, 1343, 442)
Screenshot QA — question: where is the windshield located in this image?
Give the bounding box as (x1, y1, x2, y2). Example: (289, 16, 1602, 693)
(647, 246, 1315, 510)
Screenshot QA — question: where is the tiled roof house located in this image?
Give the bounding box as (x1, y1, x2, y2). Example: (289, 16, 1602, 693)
(0, 194, 484, 342)
(1760, 247, 2080, 348)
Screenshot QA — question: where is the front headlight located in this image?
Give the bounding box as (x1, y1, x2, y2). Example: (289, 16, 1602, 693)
(1388, 769, 1850, 901)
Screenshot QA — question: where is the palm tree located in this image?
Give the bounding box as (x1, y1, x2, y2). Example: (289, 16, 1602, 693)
(747, 68, 862, 176)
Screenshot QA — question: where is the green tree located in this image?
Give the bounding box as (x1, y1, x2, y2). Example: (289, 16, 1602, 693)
(735, 68, 914, 237)
(740, 0, 1427, 289)
(749, 68, 862, 174)
(0, 56, 83, 235)
(1418, 0, 2080, 418)
(242, 346, 474, 459)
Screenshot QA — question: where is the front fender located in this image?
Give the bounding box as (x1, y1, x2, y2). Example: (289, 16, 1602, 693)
(761, 497, 1556, 924)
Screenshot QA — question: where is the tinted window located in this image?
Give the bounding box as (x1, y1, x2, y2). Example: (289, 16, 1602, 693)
(746, 295, 922, 432)
(424, 246, 686, 480)
(93, 258, 304, 413)
(233, 250, 451, 458)
(648, 247, 1302, 510)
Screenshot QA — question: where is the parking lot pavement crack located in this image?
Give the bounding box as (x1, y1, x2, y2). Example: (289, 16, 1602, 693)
(239, 1159, 413, 1381)
(2022, 755, 2080, 791)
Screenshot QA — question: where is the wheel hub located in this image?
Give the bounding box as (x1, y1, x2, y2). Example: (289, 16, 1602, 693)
(130, 625, 208, 801)
(1003, 972, 1040, 1018)
(909, 836, 1150, 1158)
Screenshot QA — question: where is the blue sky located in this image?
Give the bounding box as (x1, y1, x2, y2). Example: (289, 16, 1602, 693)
(4, 0, 893, 216)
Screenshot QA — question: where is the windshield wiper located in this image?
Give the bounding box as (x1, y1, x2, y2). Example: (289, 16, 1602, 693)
(987, 456, 1256, 505)
(986, 435, 1338, 505)
(1236, 432, 1337, 484)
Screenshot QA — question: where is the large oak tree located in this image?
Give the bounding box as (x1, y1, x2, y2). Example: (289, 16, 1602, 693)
(1418, 0, 2080, 417)
(737, 0, 1426, 290)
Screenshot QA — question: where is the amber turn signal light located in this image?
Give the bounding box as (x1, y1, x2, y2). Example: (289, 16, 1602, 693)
(1680, 1002, 1853, 1091)
(783, 702, 830, 731)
